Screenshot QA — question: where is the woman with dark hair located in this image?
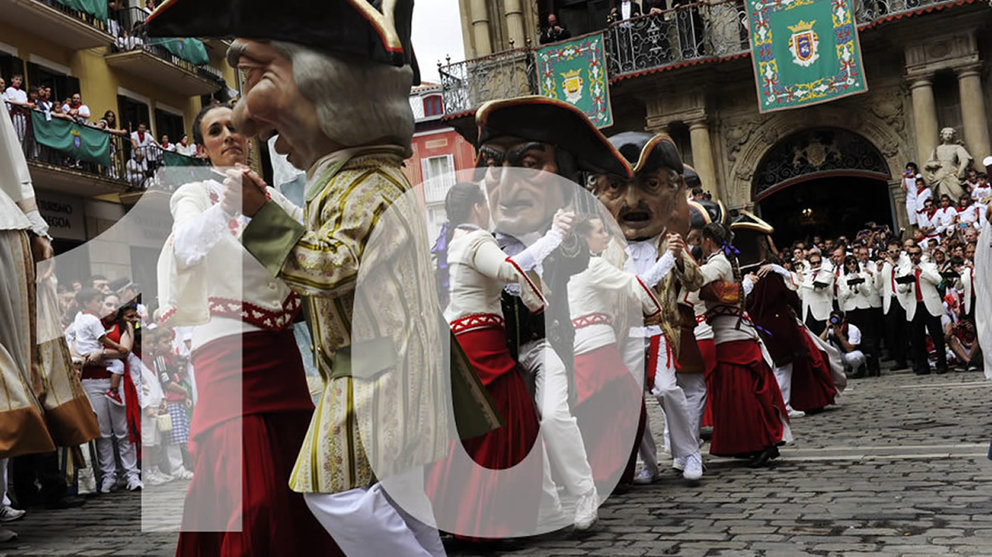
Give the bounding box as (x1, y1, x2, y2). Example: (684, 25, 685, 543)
(567, 214, 695, 490)
(428, 182, 576, 536)
(698, 223, 790, 467)
(158, 102, 339, 555)
(101, 110, 128, 137)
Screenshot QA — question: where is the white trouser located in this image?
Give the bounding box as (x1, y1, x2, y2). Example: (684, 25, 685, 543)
(304, 478, 445, 557)
(165, 444, 184, 474)
(841, 350, 866, 370)
(518, 340, 595, 499)
(644, 336, 699, 460)
(773, 362, 794, 410)
(81, 378, 138, 482)
(675, 372, 707, 441)
(1, 458, 8, 506)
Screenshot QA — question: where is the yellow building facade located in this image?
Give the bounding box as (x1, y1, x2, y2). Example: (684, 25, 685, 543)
(0, 0, 239, 287)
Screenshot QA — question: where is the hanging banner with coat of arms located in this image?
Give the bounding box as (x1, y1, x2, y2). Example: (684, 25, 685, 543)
(536, 33, 613, 128)
(30, 111, 111, 167)
(745, 0, 867, 113)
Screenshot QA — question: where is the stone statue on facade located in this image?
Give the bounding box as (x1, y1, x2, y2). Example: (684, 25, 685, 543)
(925, 127, 973, 201)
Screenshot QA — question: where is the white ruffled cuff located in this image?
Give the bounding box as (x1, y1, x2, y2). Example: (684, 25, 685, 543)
(510, 226, 565, 272)
(173, 203, 230, 267)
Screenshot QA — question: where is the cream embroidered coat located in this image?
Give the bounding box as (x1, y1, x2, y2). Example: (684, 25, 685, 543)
(242, 147, 497, 494)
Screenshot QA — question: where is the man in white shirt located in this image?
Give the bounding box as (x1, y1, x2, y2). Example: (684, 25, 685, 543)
(896, 243, 948, 374)
(2, 75, 29, 105)
(800, 251, 834, 334)
(61, 93, 91, 124)
(933, 194, 957, 236)
(822, 311, 866, 373)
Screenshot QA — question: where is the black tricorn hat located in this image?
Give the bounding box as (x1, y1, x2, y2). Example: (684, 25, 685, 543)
(688, 199, 727, 230)
(684, 164, 701, 189)
(730, 210, 775, 269)
(475, 96, 633, 179)
(607, 132, 684, 175)
(144, 0, 418, 80)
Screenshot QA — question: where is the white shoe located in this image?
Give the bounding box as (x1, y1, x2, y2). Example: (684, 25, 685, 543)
(0, 506, 25, 523)
(788, 408, 805, 419)
(171, 467, 193, 481)
(632, 468, 661, 485)
(573, 489, 598, 530)
(126, 477, 143, 492)
(144, 468, 170, 486)
(672, 457, 685, 471)
(99, 477, 117, 494)
(682, 453, 703, 483)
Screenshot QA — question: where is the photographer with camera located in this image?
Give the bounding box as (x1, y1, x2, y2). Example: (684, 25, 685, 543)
(820, 310, 867, 377)
(838, 255, 879, 376)
(896, 243, 949, 375)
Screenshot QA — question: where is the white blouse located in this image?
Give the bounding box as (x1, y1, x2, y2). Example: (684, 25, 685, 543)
(568, 256, 662, 355)
(443, 227, 545, 324)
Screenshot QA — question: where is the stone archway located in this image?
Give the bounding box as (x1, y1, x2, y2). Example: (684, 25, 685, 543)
(751, 128, 891, 202)
(750, 128, 895, 246)
(720, 92, 913, 228)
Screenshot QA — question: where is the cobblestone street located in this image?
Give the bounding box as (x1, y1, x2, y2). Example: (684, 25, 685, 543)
(4, 368, 991, 556)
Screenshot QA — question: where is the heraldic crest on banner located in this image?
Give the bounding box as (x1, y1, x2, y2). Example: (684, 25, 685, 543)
(746, 0, 867, 112)
(536, 33, 613, 128)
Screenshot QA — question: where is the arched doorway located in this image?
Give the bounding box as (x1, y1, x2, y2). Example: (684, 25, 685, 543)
(753, 128, 894, 248)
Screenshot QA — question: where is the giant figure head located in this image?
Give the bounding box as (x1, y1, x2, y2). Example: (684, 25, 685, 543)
(473, 97, 632, 237)
(145, 0, 418, 171)
(590, 132, 689, 241)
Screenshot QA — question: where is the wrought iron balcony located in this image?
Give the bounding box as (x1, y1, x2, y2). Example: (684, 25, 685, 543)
(439, 0, 974, 117)
(7, 105, 202, 196)
(104, 8, 226, 97)
(0, 0, 114, 50)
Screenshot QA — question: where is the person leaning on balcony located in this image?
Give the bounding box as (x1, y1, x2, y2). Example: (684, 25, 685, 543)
(608, 0, 642, 22)
(2, 75, 32, 109)
(61, 93, 91, 124)
(539, 13, 571, 44)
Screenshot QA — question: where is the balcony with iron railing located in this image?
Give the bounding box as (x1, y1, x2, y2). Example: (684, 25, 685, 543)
(6, 104, 205, 197)
(439, 0, 978, 117)
(103, 7, 227, 97)
(0, 0, 116, 49)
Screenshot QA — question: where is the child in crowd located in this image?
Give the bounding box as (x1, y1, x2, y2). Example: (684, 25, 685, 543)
(146, 327, 193, 480)
(73, 288, 130, 406)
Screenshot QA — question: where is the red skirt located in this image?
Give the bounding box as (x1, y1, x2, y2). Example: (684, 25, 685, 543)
(573, 344, 641, 489)
(176, 411, 340, 557)
(177, 330, 340, 557)
(699, 339, 716, 429)
(790, 328, 838, 412)
(426, 324, 542, 539)
(706, 340, 788, 456)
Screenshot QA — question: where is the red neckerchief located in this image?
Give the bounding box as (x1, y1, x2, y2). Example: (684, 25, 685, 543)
(137, 131, 145, 142)
(179, 140, 187, 146)
(70, 100, 80, 108)
(917, 186, 929, 196)
(925, 207, 937, 219)
(162, 142, 170, 149)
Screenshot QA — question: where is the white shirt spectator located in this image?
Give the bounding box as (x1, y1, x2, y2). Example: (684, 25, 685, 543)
(955, 204, 981, 228)
(622, 0, 632, 19)
(62, 102, 91, 123)
(933, 206, 956, 234)
(72, 311, 107, 356)
(2, 87, 27, 104)
(175, 141, 196, 157)
(914, 185, 933, 216)
(126, 156, 148, 187)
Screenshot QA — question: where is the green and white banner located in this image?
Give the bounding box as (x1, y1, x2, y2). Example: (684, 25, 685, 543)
(149, 38, 210, 66)
(746, 0, 867, 112)
(536, 33, 613, 128)
(31, 112, 111, 167)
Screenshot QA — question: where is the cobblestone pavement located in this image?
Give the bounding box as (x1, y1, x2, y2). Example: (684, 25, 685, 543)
(3, 368, 991, 556)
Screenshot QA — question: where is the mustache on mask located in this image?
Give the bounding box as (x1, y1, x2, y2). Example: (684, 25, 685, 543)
(617, 202, 653, 220)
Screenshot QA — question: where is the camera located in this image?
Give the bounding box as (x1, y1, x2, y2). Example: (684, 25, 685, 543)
(829, 316, 841, 325)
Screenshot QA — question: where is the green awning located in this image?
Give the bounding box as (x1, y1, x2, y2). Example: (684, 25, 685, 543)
(53, 0, 108, 21)
(149, 38, 210, 66)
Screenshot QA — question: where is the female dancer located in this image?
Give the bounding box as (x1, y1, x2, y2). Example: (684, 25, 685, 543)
(568, 215, 685, 490)
(697, 223, 790, 467)
(429, 182, 570, 536)
(159, 103, 338, 556)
